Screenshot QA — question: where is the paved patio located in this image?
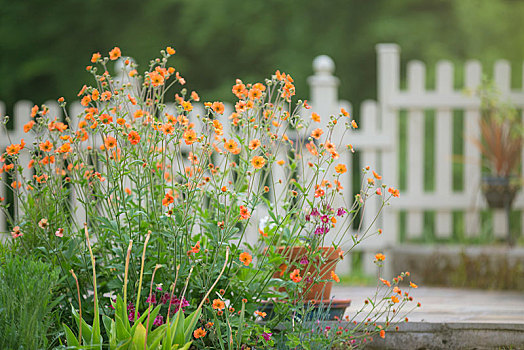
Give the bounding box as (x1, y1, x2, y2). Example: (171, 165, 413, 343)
(331, 286, 524, 349)
(332, 285, 524, 324)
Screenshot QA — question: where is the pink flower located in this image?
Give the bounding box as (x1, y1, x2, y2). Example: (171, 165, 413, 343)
(146, 293, 157, 304)
(153, 315, 164, 326)
(261, 332, 272, 341)
(55, 228, 64, 237)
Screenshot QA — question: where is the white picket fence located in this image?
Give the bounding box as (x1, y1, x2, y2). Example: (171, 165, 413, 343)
(2, 44, 524, 274)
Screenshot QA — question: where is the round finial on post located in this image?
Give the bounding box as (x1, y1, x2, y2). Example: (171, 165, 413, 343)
(313, 55, 335, 76)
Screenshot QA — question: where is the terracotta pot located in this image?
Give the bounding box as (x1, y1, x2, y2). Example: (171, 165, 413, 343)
(270, 246, 342, 301)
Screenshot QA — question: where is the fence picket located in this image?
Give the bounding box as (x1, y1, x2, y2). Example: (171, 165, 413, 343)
(406, 61, 425, 240)
(435, 61, 454, 238)
(464, 60, 482, 237)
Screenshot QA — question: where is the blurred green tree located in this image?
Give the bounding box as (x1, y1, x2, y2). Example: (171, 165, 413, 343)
(1, 0, 523, 115)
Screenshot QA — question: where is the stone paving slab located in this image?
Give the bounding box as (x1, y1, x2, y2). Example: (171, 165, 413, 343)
(332, 286, 524, 324)
(330, 286, 524, 348)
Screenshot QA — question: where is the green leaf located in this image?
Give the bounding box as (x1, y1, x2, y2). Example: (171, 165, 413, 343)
(183, 308, 201, 342)
(147, 324, 166, 348)
(71, 306, 93, 344)
(63, 324, 80, 347)
(103, 315, 113, 337)
(172, 310, 186, 346)
(173, 341, 192, 350)
(130, 323, 147, 350)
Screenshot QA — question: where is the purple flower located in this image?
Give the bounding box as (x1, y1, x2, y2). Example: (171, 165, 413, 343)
(305, 214, 311, 222)
(146, 293, 157, 304)
(320, 215, 329, 223)
(127, 302, 135, 311)
(128, 309, 140, 323)
(161, 293, 170, 304)
(337, 208, 347, 217)
(153, 315, 164, 326)
(169, 296, 190, 314)
(261, 332, 272, 341)
(310, 208, 320, 217)
(299, 256, 309, 265)
(314, 226, 329, 235)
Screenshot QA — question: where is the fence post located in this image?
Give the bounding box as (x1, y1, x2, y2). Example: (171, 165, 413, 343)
(375, 44, 400, 276)
(308, 55, 340, 117)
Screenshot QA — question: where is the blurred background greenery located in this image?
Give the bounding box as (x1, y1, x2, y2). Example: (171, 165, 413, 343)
(2, 0, 524, 115)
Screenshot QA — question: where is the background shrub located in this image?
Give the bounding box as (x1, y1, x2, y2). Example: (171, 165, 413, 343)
(0, 253, 60, 349)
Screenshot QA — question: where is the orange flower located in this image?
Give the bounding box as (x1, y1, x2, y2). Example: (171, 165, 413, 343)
(100, 113, 112, 124)
(39, 140, 53, 152)
(311, 112, 320, 122)
(254, 310, 267, 318)
(410, 281, 418, 289)
(134, 109, 145, 119)
(162, 191, 174, 206)
(212, 299, 225, 310)
(232, 80, 247, 98)
(11, 226, 22, 238)
(78, 85, 87, 96)
(104, 136, 117, 149)
(388, 187, 400, 197)
(193, 327, 206, 339)
(340, 108, 349, 117)
(380, 329, 385, 339)
(373, 170, 382, 180)
(306, 141, 318, 156)
(166, 46, 176, 55)
(248, 88, 262, 100)
(55, 143, 71, 154)
(81, 95, 91, 107)
(24, 120, 35, 133)
(314, 187, 325, 198)
(109, 47, 121, 60)
(211, 101, 225, 114)
(331, 271, 340, 283)
(92, 89, 100, 101)
(351, 120, 358, 129)
(101, 91, 112, 101)
(325, 140, 336, 154)
(181, 101, 193, 112)
(391, 295, 399, 303)
(249, 139, 261, 150)
(380, 278, 391, 287)
(128, 131, 140, 145)
(239, 205, 250, 220)
(6, 144, 21, 156)
(224, 139, 240, 154)
(91, 52, 101, 63)
(375, 253, 385, 262)
(191, 91, 200, 101)
(290, 269, 302, 283)
(276, 160, 285, 166)
(161, 123, 175, 135)
(239, 252, 252, 266)
(149, 71, 165, 87)
(251, 156, 266, 169)
(335, 164, 347, 174)
(311, 128, 323, 139)
(187, 241, 201, 255)
(183, 129, 197, 145)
